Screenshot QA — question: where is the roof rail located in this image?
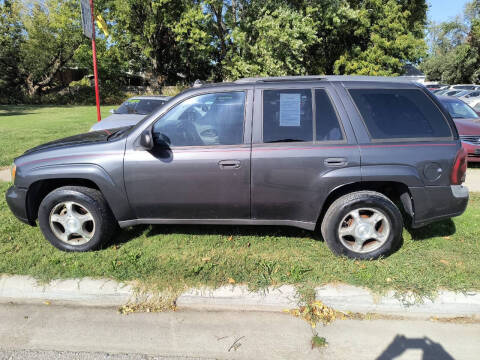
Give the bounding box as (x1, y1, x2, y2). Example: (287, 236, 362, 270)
(234, 75, 416, 84)
(234, 75, 325, 84)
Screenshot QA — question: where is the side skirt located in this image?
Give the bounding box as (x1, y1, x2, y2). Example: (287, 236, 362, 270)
(118, 218, 316, 231)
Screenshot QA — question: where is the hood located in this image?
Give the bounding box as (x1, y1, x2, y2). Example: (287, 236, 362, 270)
(90, 114, 145, 132)
(102, 113, 146, 122)
(23, 127, 126, 155)
(453, 118, 480, 136)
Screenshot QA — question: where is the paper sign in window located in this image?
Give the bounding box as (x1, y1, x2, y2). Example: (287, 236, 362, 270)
(279, 93, 301, 126)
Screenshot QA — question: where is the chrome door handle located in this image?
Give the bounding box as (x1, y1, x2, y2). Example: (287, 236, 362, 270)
(324, 158, 348, 167)
(218, 160, 241, 169)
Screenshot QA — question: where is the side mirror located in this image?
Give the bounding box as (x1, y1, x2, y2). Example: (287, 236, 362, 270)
(154, 133, 171, 148)
(139, 130, 154, 150)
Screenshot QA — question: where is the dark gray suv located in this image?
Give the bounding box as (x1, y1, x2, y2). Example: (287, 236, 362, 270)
(5, 76, 469, 259)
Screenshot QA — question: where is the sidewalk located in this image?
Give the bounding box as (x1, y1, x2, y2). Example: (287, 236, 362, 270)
(1, 302, 479, 360)
(0, 167, 9, 182)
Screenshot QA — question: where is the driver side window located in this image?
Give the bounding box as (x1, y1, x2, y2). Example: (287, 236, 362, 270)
(152, 91, 245, 147)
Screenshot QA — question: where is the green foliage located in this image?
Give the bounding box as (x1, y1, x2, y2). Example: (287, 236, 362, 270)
(333, 0, 426, 76)
(1, 0, 430, 102)
(422, 0, 480, 83)
(0, 0, 24, 103)
(19, 0, 86, 96)
(225, 5, 317, 78)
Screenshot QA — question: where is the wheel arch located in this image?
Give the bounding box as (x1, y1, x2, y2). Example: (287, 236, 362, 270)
(23, 164, 132, 224)
(316, 181, 414, 229)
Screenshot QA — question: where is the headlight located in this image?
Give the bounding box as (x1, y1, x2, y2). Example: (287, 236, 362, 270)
(11, 163, 16, 183)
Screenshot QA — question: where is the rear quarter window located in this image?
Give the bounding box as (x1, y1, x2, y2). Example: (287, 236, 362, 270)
(349, 89, 452, 140)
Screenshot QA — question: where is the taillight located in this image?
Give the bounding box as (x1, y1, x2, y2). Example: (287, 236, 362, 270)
(451, 146, 467, 185)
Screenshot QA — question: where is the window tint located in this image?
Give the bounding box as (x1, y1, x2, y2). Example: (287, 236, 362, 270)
(349, 89, 452, 139)
(263, 89, 312, 142)
(153, 92, 245, 146)
(315, 89, 343, 141)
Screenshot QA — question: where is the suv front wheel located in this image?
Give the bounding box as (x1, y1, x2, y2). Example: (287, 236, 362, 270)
(38, 186, 116, 252)
(321, 191, 403, 259)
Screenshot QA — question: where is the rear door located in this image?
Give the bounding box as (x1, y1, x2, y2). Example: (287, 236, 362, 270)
(250, 83, 361, 226)
(335, 82, 458, 221)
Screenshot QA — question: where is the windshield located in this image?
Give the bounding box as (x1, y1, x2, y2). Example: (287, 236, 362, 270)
(444, 90, 461, 96)
(453, 90, 471, 97)
(440, 99, 479, 119)
(115, 98, 166, 115)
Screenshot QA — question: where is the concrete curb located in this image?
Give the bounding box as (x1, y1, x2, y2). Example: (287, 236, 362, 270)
(0, 168, 11, 182)
(1, 275, 480, 317)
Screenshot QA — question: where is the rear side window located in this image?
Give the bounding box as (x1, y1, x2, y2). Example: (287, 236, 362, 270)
(263, 89, 312, 142)
(315, 89, 344, 141)
(349, 89, 452, 140)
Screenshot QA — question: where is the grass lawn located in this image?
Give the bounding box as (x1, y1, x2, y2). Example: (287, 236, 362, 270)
(0, 178, 479, 299)
(1, 105, 479, 302)
(0, 105, 115, 167)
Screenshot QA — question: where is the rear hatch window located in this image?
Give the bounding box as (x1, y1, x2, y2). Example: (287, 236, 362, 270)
(349, 89, 452, 140)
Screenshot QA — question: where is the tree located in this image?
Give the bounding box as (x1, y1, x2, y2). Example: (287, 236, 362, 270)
(0, 0, 24, 101)
(421, 0, 480, 83)
(104, 0, 216, 87)
(225, 4, 316, 78)
(18, 0, 86, 97)
(333, 0, 426, 76)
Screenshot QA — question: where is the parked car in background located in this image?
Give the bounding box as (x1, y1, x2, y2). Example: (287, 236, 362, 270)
(438, 96, 480, 163)
(442, 89, 466, 97)
(461, 90, 480, 106)
(90, 95, 171, 131)
(6, 76, 469, 260)
(450, 84, 480, 90)
(425, 83, 449, 91)
(474, 102, 480, 115)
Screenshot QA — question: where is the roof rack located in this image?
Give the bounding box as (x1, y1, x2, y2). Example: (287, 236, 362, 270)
(234, 75, 325, 84)
(234, 75, 415, 84)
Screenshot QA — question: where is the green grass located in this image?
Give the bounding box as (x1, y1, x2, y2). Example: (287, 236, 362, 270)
(0, 179, 479, 298)
(1, 105, 479, 300)
(0, 105, 115, 167)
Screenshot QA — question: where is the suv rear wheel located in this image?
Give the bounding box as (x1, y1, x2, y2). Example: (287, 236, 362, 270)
(38, 186, 116, 252)
(321, 191, 403, 259)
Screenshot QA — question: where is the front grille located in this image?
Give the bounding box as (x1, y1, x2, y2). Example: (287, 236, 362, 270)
(460, 135, 480, 144)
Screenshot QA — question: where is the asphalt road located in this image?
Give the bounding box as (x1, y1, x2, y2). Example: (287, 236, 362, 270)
(0, 303, 479, 360)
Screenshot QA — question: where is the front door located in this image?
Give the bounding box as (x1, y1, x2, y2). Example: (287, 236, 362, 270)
(124, 90, 252, 220)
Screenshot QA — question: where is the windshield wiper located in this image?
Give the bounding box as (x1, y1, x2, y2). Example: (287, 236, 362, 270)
(107, 127, 130, 140)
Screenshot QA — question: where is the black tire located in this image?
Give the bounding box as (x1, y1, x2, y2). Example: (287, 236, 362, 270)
(38, 186, 116, 252)
(320, 191, 403, 260)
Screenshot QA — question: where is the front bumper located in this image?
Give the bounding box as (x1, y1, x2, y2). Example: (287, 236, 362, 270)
(410, 185, 469, 228)
(462, 141, 480, 163)
(5, 185, 31, 225)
